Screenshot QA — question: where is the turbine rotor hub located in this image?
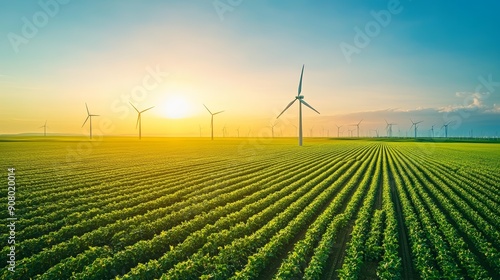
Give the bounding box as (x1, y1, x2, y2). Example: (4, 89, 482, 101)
(297, 95, 304, 99)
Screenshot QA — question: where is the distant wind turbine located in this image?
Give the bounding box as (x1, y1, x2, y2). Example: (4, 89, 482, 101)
(410, 119, 423, 138)
(430, 125, 435, 138)
(269, 121, 278, 138)
(336, 124, 342, 138)
(130, 102, 154, 140)
(82, 103, 99, 139)
(348, 128, 355, 137)
(352, 119, 363, 137)
(291, 124, 298, 137)
(236, 127, 240, 138)
(277, 64, 320, 146)
(442, 122, 451, 138)
(385, 119, 396, 137)
(222, 124, 227, 137)
(204, 104, 224, 140)
(39, 120, 47, 137)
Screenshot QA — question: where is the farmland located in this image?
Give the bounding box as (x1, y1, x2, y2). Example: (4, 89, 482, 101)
(1, 137, 499, 279)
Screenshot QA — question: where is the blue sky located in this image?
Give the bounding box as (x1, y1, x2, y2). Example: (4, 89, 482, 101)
(0, 0, 499, 137)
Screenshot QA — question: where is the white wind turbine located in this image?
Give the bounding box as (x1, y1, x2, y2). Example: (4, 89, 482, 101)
(269, 121, 278, 138)
(385, 119, 396, 138)
(276, 64, 320, 146)
(39, 120, 47, 137)
(350, 119, 363, 138)
(410, 119, 423, 138)
(442, 122, 451, 138)
(335, 124, 342, 138)
(82, 103, 99, 139)
(348, 128, 355, 137)
(203, 104, 224, 140)
(130, 102, 154, 140)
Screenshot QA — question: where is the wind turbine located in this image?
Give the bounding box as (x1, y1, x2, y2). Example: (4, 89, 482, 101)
(385, 119, 396, 137)
(39, 120, 47, 137)
(276, 64, 320, 146)
(222, 124, 227, 137)
(350, 129, 356, 137)
(410, 119, 423, 138)
(350, 119, 363, 137)
(442, 122, 451, 138)
(335, 124, 342, 138)
(371, 129, 379, 137)
(236, 127, 240, 138)
(203, 104, 224, 140)
(130, 102, 154, 140)
(269, 121, 278, 138)
(82, 103, 99, 139)
(291, 124, 298, 137)
(430, 125, 435, 138)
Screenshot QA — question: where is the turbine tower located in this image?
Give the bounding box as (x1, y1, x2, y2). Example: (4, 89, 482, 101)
(430, 125, 435, 138)
(203, 104, 224, 140)
(39, 120, 47, 137)
(130, 102, 154, 140)
(410, 119, 423, 138)
(350, 119, 362, 137)
(222, 124, 227, 137)
(82, 103, 99, 139)
(335, 124, 342, 138)
(277, 64, 320, 146)
(385, 119, 396, 137)
(348, 128, 355, 137)
(269, 121, 278, 138)
(442, 122, 451, 138)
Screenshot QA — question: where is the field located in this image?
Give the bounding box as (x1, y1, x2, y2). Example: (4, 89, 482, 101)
(1, 137, 499, 279)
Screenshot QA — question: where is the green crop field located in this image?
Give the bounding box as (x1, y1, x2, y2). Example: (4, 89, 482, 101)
(1, 137, 499, 279)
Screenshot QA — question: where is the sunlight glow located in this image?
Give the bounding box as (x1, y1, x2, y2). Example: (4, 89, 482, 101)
(159, 95, 193, 119)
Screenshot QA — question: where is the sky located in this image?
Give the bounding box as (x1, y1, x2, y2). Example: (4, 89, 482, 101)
(0, 0, 499, 137)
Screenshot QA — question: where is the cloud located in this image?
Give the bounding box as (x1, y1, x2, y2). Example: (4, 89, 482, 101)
(437, 91, 496, 113)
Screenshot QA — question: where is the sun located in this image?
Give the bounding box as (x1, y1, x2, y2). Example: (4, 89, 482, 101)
(160, 95, 193, 119)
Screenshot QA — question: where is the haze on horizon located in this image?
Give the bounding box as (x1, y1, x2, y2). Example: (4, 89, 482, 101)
(1, 1, 499, 138)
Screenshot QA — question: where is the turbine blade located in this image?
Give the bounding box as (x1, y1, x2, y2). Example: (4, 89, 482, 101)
(85, 103, 90, 115)
(82, 116, 90, 127)
(301, 100, 320, 114)
(276, 99, 297, 119)
(203, 104, 213, 115)
(129, 102, 140, 113)
(358, 119, 363, 125)
(298, 64, 304, 96)
(140, 106, 154, 113)
(213, 110, 224, 115)
(136, 114, 140, 128)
